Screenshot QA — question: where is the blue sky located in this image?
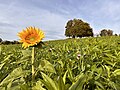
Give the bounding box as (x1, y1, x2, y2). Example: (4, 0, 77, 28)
(0, 0, 120, 41)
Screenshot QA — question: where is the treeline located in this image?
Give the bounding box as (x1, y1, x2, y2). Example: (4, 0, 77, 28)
(0, 39, 20, 45)
(65, 18, 120, 38)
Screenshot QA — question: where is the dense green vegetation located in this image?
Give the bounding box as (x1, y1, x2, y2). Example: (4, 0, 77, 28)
(0, 36, 120, 90)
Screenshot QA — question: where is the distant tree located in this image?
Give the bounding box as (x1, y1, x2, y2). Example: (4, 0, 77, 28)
(65, 19, 93, 38)
(107, 30, 113, 36)
(13, 40, 20, 44)
(114, 34, 118, 36)
(2, 41, 10, 45)
(0, 38, 2, 42)
(100, 29, 108, 36)
(100, 29, 113, 36)
(1, 40, 20, 45)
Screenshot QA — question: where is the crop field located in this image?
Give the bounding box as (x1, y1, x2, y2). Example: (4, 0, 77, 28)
(0, 36, 120, 90)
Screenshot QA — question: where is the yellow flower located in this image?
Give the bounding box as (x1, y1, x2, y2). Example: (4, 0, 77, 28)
(18, 26, 45, 48)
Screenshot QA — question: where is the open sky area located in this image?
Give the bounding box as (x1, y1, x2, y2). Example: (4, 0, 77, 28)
(0, 0, 120, 41)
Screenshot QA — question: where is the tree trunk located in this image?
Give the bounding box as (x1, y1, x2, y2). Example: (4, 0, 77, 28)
(72, 35, 75, 38)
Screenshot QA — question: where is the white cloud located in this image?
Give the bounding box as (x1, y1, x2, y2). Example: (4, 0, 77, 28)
(0, 1, 67, 41)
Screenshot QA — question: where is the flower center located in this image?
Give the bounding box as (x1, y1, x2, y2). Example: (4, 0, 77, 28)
(29, 37, 35, 41)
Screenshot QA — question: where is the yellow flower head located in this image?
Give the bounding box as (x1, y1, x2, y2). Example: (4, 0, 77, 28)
(18, 26, 45, 48)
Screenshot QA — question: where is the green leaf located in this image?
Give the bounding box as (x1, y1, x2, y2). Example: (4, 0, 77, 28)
(105, 60, 114, 66)
(108, 81, 117, 90)
(58, 76, 65, 90)
(105, 65, 111, 77)
(67, 65, 73, 82)
(95, 81, 105, 90)
(41, 72, 58, 90)
(63, 70, 68, 84)
(68, 73, 86, 90)
(105, 53, 116, 59)
(113, 69, 120, 76)
(0, 87, 6, 90)
(21, 49, 31, 57)
(91, 64, 96, 72)
(58, 60, 64, 68)
(81, 61, 85, 71)
(2, 54, 12, 63)
(33, 80, 46, 90)
(0, 67, 26, 87)
(0, 63, 5, 70)
(39, 60, 56, 73)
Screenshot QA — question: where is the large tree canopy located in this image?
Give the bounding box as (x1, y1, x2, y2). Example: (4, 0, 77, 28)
(65, 19, 93, 38)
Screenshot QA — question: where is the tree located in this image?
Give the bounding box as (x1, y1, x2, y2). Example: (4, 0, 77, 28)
(100, 29, 108, 36)
(107, 30, 113, 36)
(114, 34, 118, 36)
(100, 29, 113, 36)
(65, 19, 93, 38)
(0, 38, 2, 42)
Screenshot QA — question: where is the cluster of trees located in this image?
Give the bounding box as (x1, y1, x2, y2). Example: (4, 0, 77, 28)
(100, 29, 113, 36)
(0, 38, 20, 45)
(100, 29, 120, 36)
(65, 19, 93, 38)
(65, 18, 119, 38)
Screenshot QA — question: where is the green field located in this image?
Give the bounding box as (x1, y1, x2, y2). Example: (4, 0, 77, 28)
(0, 36, 120, 90)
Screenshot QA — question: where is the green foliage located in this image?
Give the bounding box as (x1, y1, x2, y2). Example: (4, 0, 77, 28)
(65, 19, 93, 38)
(0, 36, 120, 89)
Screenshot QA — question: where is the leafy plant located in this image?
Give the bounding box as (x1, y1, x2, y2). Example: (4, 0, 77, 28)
(0, 36, 120, 89)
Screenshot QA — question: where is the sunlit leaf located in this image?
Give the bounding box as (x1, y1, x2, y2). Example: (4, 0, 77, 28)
(41, 72, 58, 90)
(38, 60, 56, 73)
(69, 73, 86, 90)
(113, 69, 120, 76)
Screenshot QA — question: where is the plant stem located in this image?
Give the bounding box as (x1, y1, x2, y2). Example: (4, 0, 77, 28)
(32, 47, 35, 86)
